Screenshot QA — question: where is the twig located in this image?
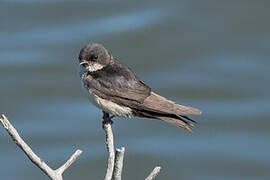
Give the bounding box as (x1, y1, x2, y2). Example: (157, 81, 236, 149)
(56, 150, 83, 175)
(102, 111, 161, 180)
(103, 112, 115, 180)
(145, 166, 162, 180)
(112, 147, 125, 180)
(0, 114, 82, 180)
(1, 112, 162, 180)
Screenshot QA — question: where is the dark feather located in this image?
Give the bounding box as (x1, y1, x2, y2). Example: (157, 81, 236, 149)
(82, 59, 201, 131)
(180, 115, 197, 124)
(85, 60, 151, 103)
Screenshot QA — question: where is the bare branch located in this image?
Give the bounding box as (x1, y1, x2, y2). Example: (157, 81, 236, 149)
(56, 150, 83, 175)
(101, 111, 162, 180)
(0, 114, 55, 179)
(103, 112, 115, 180)
(145, 166, 162, 180)
(112, 147, 125, 180)
(0, 114, 82, 180)
(1, 112, 162, 180)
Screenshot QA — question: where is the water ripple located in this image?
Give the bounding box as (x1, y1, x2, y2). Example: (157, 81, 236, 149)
(1, 9, 167, 48)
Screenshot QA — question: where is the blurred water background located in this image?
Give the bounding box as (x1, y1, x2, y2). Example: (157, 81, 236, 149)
(1, 0, 270, 179)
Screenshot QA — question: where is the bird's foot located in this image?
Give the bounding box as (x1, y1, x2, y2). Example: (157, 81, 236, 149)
(102, 111, 113, 128)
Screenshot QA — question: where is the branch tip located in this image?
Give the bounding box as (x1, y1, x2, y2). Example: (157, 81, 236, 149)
(145, 166, 162, 180)
(57, 149, 83, 174)
(116, 147, 125, 152)
(0, 114, 9, 129)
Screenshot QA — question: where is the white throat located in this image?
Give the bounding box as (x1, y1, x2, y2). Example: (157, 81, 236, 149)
(85, 62, 104, 72)
(79, 61, 104, 77)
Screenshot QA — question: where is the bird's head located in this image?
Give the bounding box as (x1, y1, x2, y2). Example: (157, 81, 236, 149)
(78, 43, 112, 72)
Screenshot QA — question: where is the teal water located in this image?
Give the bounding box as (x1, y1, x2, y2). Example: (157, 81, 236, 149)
(1, 1, 270, 179)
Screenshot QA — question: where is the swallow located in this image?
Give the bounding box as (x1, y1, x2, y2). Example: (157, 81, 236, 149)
(78, 43, 202, 132)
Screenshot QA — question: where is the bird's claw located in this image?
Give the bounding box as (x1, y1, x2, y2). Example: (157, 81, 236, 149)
(102, 112, 113, 128)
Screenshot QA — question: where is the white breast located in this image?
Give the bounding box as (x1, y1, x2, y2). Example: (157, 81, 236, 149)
(79, 70, 132, 118)
(92, 94, 132, 118)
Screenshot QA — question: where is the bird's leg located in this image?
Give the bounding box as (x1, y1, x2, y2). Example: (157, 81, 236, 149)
(102, 111, 113, 128)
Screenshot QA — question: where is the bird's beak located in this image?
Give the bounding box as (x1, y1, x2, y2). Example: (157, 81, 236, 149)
(80, 61, 88, 67)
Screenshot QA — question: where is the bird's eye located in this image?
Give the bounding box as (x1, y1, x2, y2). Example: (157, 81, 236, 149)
(90, 54, 98, 61)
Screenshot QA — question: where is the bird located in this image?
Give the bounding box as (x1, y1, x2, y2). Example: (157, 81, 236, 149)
(78, 43, 202, 132)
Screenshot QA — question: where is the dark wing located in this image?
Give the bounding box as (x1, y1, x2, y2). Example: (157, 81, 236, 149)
(141, 92, 201, 115)
(83, 60, 202, 132)
(137, 92, 201, 132)
(84, 60, 151, 103)
(83, 60, 201, 116)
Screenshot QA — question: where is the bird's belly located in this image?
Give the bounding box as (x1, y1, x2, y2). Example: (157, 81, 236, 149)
(81, 79, 132, 117)
(92, 94, 132, 118)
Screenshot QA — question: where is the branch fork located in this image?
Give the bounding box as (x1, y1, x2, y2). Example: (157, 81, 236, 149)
(1, 112, 161, 180)
(102, 112, 161, 180)
(0, 114, 82, 180)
